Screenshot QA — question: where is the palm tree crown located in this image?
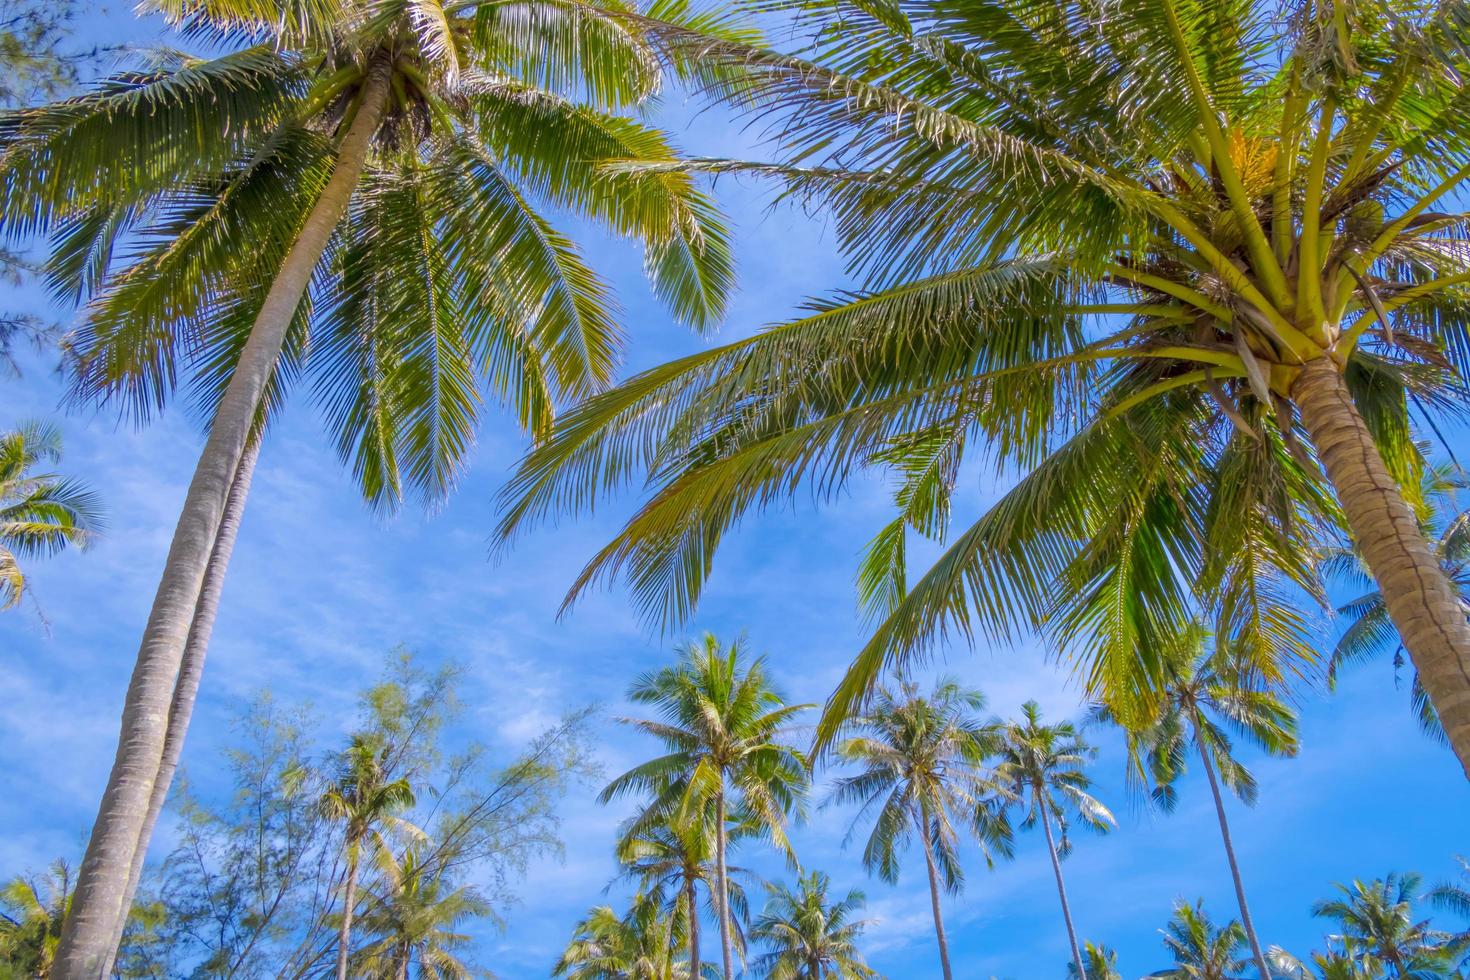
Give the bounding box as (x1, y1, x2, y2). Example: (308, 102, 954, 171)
(353, 846, 493, 980)
(1312, 873, 1464, 978)
(554, 895, 693, 980)
(749, 871, 878, 980)
(0, 422, 101, 610)
(1148, 901, 1252, 980)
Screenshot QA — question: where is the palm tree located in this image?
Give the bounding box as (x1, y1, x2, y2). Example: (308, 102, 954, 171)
(1097, 622, 1297, 980)
(1147, 901, 1252, 980)
(1312, 873, 1462, 978)
(1269, 946, 1383, 980)
(1069, 941, 1123, 980)
(0, 860, 73, 978)
(829, 678, 1011, 980)
(494, 0, 1470, 780)
(601, 634, 810, 980)
(353, 847, 493, 980)
(0, 421, 101, 610)
(1323, 465, 1470, 741)
(996, 702, 1114, 980)
(2, 0, 745, 969)
(749, 871, 877, 980)
(320, 734, 419, 980)
(554, 895, 693, 980)
(616, 809, 755, 978)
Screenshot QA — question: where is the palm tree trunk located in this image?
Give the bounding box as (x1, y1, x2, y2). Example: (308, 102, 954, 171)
(99, 440, 261, 978)
(714, 790, 734, 980)
(914, 809, 954, 980)
(1195, 734, 1271, 980)
(336, 847, 363, 980)
(53, 58, 393, 980)
(1294, 354, 1470, 777)
(397, 943, 410, 980)
(686, 876, 701, 978)
(1039, 799, 1086, 980)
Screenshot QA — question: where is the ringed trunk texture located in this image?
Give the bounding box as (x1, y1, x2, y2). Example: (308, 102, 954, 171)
(1040, 798, 1086, 980)
(915, 809, 954, 980)
(1294, 355, 1470, 777)
(714, 791, 734, 980)
(1195, 735, 1271, 980)
(686, 876, 701, 976)
(99, 440, 261, 978)
(336, 849, 363, 980)
(53, 59, 393, 980)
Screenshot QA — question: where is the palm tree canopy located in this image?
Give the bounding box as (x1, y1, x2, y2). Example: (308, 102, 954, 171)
(1147, 900, 1252, 980)
(321, 733, 419, 848)
(601, 634, 811, 857)
(0, 421, 102, 610)
(554, 894, 694, 979)
(494, 0, 1470, 749)
(1068, 941, 1123, 980)
(830, 677, 1012, 891)
(353, 846, 494, 980)
(0, 0, 746, 512)
(1312, 873, 1464, 978)
(996, 701, 1114, 856)
(749, 871, 879, 979)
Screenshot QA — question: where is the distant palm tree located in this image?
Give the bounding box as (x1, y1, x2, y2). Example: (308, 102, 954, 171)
(1097, 622, 1297, 979)
(0, 860, 73, 978)
(996, 702, 1114, 980)
(1323, 466, 1470, 741)
(554, 895, 693, 980)
(830, 678, 1011, 980)
(1147, 901, 1251, 980)
(749, 871, 877, 979)
(1269, 946, 1381, 980)
(320, 735, 419, 980)
(353, 847, 492, 980)
(0, 421, 101, 610)
(601, 634, 810, 980)
(1068, 941, 1122, 980)
(1312, 873, 1462, 978)
(616, 809, 754, 978)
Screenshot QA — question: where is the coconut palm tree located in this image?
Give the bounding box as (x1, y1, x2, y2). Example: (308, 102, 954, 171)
(829, 678, 1011, 980)
(554, 895, 693, 980)
(600, 634, 810, 980)
(1096, 622, 1297, 980)
(0, 421, 101, 611)
(1269, 947, 1382, 980)
(1069, 941, 1123, 980)
(749, 871, 877, 980)
(1147, 901, 1252, 980)
(995, 702, 1114, 980)
(0, 860, 73, 978)
(1312, 873, 1463, 978)
(1, 1, 745, 970)
(1323, 465, 1469, 742)
(352, 846, 492, 980)
(494, 0, 1470, 781)
(320, 734, 420, 980)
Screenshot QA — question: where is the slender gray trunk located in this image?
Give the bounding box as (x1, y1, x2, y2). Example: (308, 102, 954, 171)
(714, 790, 734, 980)
(1195, 735, 1271, 980)
(914, 807, 954, 980)
(687, 875, 701, 978)
(54, 58, 393, 980)
(99, 440, 261, 978)
(1294, 354, 1470, 777)
(336, 848, 362, 980)
(1039, 795, 1086, 980)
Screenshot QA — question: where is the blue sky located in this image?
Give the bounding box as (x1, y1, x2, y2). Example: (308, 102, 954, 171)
(2, 6, 1468, 978)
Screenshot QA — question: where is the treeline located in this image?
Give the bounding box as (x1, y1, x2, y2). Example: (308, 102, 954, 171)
(1, 653, 597, 978)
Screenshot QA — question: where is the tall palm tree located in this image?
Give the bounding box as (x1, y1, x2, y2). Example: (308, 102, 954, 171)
(1147, 901, 1252, 980)
(0, 421, 101, 610)
(320, 734, 419, 980)
(601, 634, 810, 980)
(1, 1, 745, 969)
(1310, 874, 1464, 978)
(1097, 622, 1297, 980)
(494, 0, 1470, 780)
(829, 677, 1012, 980)
(996, 702, 1114, 980)
(353, 847, 493, 980)
(0, 860, 73, 978)
(749, 871, 877, 980)
(1069, 941, 1123, 980)
(554, 895, 693, 980)
(1324, 465, 1470, 741)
